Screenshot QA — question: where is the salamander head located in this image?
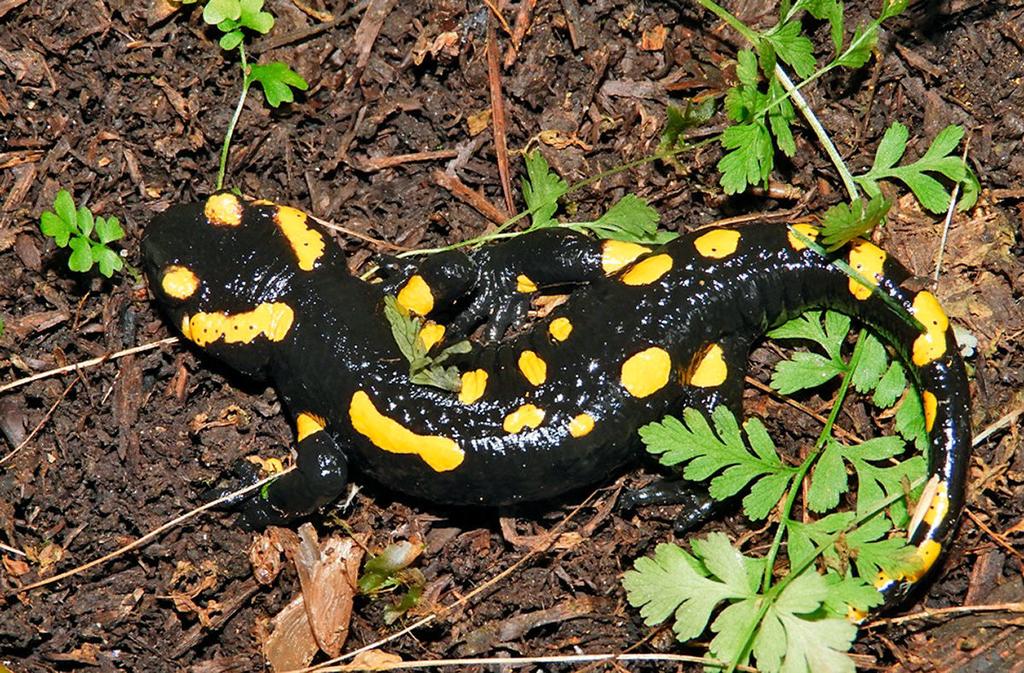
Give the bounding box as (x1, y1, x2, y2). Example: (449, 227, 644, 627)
(143, 193, 314, 377)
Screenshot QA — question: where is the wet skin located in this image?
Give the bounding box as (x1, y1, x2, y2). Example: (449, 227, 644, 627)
(143, 193, 970, 610)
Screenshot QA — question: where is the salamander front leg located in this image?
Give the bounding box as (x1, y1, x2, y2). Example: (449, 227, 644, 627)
(210, 422, 348, 528)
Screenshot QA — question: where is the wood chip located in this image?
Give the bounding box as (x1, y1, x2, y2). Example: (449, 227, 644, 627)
(641, 24, 668, 51)
(345, 0, 399, 90)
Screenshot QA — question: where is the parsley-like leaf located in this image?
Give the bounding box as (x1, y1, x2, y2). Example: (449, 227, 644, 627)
(247, 62, 308, 108)
(856, 123, 978, 214)
(623, 538, 750, 641)
(765, 20, 817, 79)
(659, 100, 715, 157)
(521, 151, 568, 229)
(383, 295, 469, 392)
(872, 360, 907, 408)
(718, 122, 774, 194)
(818, 195, 891, 251)
(767, 311, 850, 394)
(627, 534, 863, 673)
(587, 194, 677, 244)
(640, 406, 797, 519)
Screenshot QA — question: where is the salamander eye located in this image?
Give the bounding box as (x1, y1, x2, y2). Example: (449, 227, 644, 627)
(161, 265, 200, 300)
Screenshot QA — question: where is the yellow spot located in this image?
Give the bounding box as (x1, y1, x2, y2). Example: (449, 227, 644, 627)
(274, 206, 325, 271)
(694, 229, 741, 258)
(568, 413, 595, 438)
(161, 265, 199, 299)
(459, 369, 488, 404)
(181, 302, 294, 347)
(296, 412, 326, 442)
(252, 198, 276, 206)
(922, 390, 938, 433)
(204, 193, 243, 227)
(911, 291, 949, 366)
(689, 343, 728, 387)
(621, 347, 672, 398)
(906, 539, 943, 582)
(349, 391, 464, 472)
(516, 274, 538, 293)
(518, 351, 547, 386)
(503, 404, 546, 433)
(922, 482, 949, 529)
(419, 322, 445, 351)
(397, 275, 434, 316)
(846, 606, 868, 623)
(621, 254, 673, 286)
(873, 570, 893, 590)
(248, 455, 285, 475)
(787, 223, 820, 251)
(548, 317, 573, 341)
(847, 240, 887, 300)
(601, 240, 651, 274)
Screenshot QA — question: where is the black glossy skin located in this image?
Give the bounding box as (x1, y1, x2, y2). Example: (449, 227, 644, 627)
(143, 195, 971, 609)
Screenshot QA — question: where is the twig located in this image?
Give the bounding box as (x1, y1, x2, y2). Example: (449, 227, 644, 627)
(310, 652, 754, 672)
(430, 169, 509, 226)
(965, 508, 1024, 563)
(503, 0, 536, 67)
(972, 404, 1024, 447)
(355, 149, 459, 172)
(867, 602, 1024, 628)
(311, 215, 411, 252)
(0, 378, 77, 465)
(0, 542, 26, 557)
(485, 17, 515, 217)
(8, 468, 293, 595)
(934, 141, 969, 282)
(0, 337, 179, 396)
(345, 0, 398, 90)
(481, 0, 512, 35)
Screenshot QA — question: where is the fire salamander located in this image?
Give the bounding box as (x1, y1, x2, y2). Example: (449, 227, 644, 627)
(143, 192, 971, 610)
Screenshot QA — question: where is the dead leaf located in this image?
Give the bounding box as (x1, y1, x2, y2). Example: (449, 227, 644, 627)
(249, 529, 285, 586)
(537, 129, 592, 151)
(35, 542, 64, 575)
(2, 555, 29, 577)
(265, 594, 319, 672)
(292, 524, 364, 656)
(342, 650, 404, 670)
(412, 30, 461, 65)
(147, 0, 181, 26)
(47, 642, 100, 664)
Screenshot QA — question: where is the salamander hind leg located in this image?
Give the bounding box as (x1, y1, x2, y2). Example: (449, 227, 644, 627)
(622, 337, 753, 532)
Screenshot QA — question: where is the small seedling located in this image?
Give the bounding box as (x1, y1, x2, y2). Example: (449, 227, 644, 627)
(39, 190, 126, 278)
(179, 0, 309, 188)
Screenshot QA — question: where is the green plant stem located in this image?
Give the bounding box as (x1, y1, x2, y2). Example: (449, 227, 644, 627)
(394, 141, 709, 259)
(723, 330, 870, 673)
(755, 330, 867, 594)
(693, 0, 761, 46)
(216, 43, 251, 191)
(773, 65, 859, 201)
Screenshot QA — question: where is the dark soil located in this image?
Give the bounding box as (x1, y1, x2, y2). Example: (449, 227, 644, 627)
(2, 0, 1024, 671)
